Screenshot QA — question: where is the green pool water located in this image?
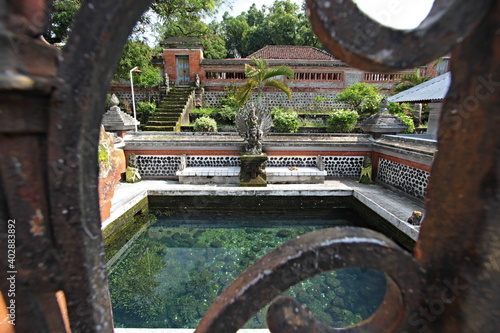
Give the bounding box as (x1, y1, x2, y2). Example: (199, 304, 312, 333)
(108, 208, 386, 329)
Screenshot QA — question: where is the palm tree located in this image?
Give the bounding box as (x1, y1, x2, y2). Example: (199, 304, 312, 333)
(392, 68, 431, 94)
(235, 57, 294, 107)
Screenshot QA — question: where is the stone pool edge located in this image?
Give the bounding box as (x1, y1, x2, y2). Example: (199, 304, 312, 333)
(103, 180, 421, 242)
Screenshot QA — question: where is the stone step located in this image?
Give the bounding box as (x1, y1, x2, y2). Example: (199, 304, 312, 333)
(159, 100, 188, 105)
(153, 112, 181, 116)
(142, 126, 176, 131)
(155, 108, 184, 113)
(158, 102, 186, 106)
(167, 93, 191, 96)
(143, 88, 192, 131)
(157, 105, 185, 110)
(156, 112, 182, 119)
(147, 120, 178, 126)
(151, 115, 180, 120)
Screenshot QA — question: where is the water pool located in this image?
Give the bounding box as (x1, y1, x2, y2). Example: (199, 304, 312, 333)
(108, 203, 386, 329)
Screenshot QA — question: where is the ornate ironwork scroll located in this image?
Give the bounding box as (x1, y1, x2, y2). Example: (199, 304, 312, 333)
(0, 0, 498, 332)
(196, 0, 500, 332)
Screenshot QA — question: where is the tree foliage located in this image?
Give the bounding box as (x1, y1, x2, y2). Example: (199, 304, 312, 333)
(235, 57, 294, 106)
(335, 83, 383, 115)
(272, 108, 300, 133)
(150, 0, 221, 19)
(221, 0, 320, 58)
(114, 41, 161, 83)
(44, 0, 81, 43)
(44, 0, 223, 78)
(326, 110, 360, 133)
(392, 68, 431, 94)
(160, 17, 227, 59)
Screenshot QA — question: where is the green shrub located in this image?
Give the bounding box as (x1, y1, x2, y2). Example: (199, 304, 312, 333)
(388, 102, 415, 133)
(218, 106, 236, 124)
(394, 113, 415, 133)
(299, 118, 326, 127)
(221, 83, 240, 109)
(272, 108, 300, 133)
(314, 95, 329, 102)
(194, 116, 217, 132)
(137, 102, 156, 123)
(387, 102, 413, 115)
(335, 83, 382, 115)
(191, 108, 218, 116)
(326, 109, 359, 133)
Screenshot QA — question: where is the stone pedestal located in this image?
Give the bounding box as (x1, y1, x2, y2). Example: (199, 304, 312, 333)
(240, 154, 268, 187)
(359, 98, 408, 139)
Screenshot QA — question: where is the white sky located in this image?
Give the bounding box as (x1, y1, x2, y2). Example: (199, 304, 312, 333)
(215, 0, 435, 30)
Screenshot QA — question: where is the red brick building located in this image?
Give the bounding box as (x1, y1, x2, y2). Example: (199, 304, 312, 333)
(160, 38, 415, 92)
(160, 37, 204, 86)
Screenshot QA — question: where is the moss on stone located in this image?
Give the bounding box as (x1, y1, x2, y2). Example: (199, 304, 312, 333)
(103, 196, 150, 262)
(98, 144, 109, 162)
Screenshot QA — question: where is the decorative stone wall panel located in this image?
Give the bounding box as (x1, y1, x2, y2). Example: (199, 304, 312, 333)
(377, 158, 429, 200)
(322, 156, 364, 177)
(136, 155, 181, 177)
(187, 156, 240, 167)
(267, 156, 318, 167)
(111, 90, 163, 105)
(202, 92, 348, 111)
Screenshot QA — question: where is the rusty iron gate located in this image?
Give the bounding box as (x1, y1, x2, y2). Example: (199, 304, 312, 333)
(0, 0, 498, 332)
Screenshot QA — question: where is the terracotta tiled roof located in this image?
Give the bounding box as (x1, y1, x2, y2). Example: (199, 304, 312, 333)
(247, 45, 338, 61)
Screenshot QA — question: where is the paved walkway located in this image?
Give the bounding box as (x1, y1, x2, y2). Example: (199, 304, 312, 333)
(103, 179, 424, 241)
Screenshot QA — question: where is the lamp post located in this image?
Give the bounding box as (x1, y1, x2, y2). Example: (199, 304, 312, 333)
(129, 66, 141, 131)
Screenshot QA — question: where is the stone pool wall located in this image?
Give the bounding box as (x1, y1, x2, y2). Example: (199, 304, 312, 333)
(121, 133, 435, 201)
(371, 135, 434, 201)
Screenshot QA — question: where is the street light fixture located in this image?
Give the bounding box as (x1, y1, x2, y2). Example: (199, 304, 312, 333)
(129, 66, 142, 131)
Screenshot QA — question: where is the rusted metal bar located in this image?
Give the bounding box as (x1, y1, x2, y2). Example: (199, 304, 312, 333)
(0, 4, 63, 330)
(47, 0, 153, 330)
(1, 0, 151, 331)
(414, 1, 500, 331)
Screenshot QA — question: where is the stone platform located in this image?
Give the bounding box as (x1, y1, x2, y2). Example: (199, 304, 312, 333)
(176, 166, 240, 184)
(176, 166, 327, 185)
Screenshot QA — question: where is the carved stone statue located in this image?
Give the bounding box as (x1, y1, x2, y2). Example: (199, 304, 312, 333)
(125, 153, 141, 183)
(235, 102, 272, 155)
(195, 74, 200, 88)
(359, 153, 373, 184)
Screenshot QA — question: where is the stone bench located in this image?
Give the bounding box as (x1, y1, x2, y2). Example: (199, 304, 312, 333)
(176, 154, 327, 185)
(266, 166, 327, 184)
(176, 166, 240, 185)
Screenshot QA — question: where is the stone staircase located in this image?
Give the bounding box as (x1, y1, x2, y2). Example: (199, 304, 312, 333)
(143, 87, 193, 131)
